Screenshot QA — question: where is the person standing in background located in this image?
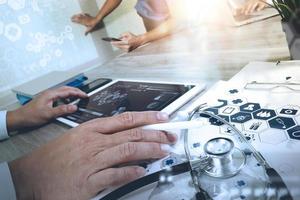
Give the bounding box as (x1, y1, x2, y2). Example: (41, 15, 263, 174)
(71, 0, 183, 52)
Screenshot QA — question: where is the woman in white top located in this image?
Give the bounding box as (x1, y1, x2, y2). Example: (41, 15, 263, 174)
(72, 0, 179, 52)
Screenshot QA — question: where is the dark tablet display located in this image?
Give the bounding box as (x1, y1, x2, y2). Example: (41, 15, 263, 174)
(64, 81, 194, 124)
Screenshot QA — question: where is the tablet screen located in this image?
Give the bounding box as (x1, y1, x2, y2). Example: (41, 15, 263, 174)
(63, 81, 194, 124)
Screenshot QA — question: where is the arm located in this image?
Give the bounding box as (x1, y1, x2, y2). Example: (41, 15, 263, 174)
(8, 111, 175, 199)
(111, 18, 177, 52)
(111, 0, 187, 52)
(5, 86, 87, 134)
(71, 0, 122, 35)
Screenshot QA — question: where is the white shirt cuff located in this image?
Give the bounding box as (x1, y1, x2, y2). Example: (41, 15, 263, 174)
(0, 162, 17, 200)
(0, 111, 9, 141)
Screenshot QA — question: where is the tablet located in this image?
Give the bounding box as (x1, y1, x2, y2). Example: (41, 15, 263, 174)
(57, 80, 205, 127)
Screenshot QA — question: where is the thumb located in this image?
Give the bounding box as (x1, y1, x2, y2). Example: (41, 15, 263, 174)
(120, 32, 132, 39)
(51, 104, 78, 118)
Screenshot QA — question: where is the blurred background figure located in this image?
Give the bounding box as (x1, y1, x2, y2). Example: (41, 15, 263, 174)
(72, 0, 186, 52)
(232, 0, 269, 16)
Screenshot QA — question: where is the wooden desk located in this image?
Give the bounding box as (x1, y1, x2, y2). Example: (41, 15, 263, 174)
(0, 16, 290, 163)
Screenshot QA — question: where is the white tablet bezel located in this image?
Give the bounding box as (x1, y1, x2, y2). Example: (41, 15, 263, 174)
(57, 79, 206, 127)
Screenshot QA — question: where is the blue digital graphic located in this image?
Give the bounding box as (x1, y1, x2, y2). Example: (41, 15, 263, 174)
(240, 103, 261, 113)
(280, 108, 298, 115)
(0, 0, 98, 92)
(253, 109, 276, 120)
(268, 117, 295, 130)
(230, 112, 252, 123)
(287, 126, 300, 140)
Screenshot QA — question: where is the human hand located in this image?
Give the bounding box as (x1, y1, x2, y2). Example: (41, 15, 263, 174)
(9, 111, 176, 200)
(7, 86, 88, 132)
(71, 13, 101, 35)
(111, 32, 145, 52)
(235, 0, 268, 15)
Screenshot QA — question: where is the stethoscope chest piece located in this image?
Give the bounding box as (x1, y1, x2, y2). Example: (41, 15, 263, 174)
(203, 137, 246, 178)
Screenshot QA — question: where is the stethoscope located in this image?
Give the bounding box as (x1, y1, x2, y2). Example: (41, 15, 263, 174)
(100, 106, 293, 200)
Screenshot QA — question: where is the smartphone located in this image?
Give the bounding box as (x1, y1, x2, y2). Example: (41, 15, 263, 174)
(102, 37, 121, 42)
(79, 78, 112, 93)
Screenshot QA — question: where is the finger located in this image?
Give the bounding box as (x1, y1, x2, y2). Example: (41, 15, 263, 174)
(244, 4, 251, 15)
(121, 32, 131, 38)
(46, 86, 88, 101)
(250, 3, 259, 13)
(88, 166, 145, 194)
(257, 3, 266, 11)
(246, 3, 257, 14)
(95, 142, 169, 169)
(51, 104, 78, 117)
(112, 44, 130, 51)
(71, 14, 84, 23)
(89, 111, 169, 134)
(111, 40, 129, 45)
(108, 128, 177, 146)
(85, 27, 93, 36)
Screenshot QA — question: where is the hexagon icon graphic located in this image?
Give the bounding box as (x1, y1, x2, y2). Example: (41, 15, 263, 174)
(287, 126, 300, 140)
(268, 117, 296, 130)
(240, 103, 261, 113)
(4, 23, 22, 42)
(259, 129, 288, 145)
(244, 119, 268, 133)
(8, 0, 25, 10)
(277, 105, 300, 116)
(253, 109, 276, 120)
(219, 105, 239, 116)
(230, 112, 252, 123)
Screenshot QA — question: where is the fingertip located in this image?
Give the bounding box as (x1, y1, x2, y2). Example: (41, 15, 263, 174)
(135, 166, 146, 177)
(166, 133, 177, 144)
(161, 144, 172, 155)
(156, 112, 169, 122)
(67, 104, 78, 112)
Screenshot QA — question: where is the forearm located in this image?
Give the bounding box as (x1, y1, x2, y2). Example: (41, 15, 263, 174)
(139, 18, 176, 45)
(6, 109, 27, 133)
(9, 158, 33, 200)
(96, 0, 122, 21)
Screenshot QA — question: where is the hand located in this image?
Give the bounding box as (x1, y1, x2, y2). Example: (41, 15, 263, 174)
(235, 0, 268, 15)
(111, 32, 145, 52)
(7, 86, 88, 132)
(71, 13, 101, 35)
(9, 111, 176, 200)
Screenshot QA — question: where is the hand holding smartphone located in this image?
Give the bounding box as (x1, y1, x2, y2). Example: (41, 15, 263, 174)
(102, 37, 121, 42)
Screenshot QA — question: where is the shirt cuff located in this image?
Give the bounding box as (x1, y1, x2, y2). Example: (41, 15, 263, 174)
(0, 111, 9, 141)
(0, 162, 17, 200)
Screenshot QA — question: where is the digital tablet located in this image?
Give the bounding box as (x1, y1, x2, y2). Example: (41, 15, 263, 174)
(57, 80, 205, 127)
